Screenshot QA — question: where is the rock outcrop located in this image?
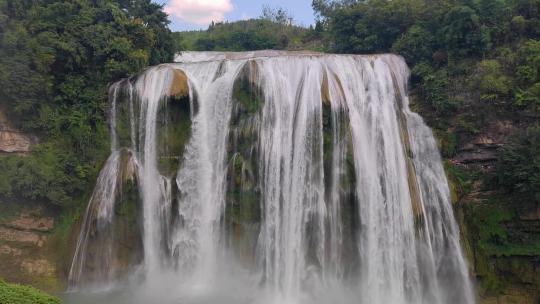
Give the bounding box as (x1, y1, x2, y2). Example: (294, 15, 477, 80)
(452, 120, 514, 165)
(169, 68, 189, 98)
(0, 108, 37, 154)
(0, 130, 36, 153)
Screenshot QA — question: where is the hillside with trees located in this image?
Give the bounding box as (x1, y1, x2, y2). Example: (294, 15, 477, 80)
(173, 6, 324, 52)
(0, 0, 173, 207)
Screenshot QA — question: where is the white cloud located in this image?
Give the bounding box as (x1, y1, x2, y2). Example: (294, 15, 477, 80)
(164, 0, 234, 25)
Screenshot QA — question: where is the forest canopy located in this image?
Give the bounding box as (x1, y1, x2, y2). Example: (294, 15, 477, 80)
(0, 0, 174, 206)
(313, 0, 540, 115)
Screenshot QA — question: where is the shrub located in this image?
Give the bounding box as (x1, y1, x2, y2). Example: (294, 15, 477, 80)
(412, 63, 455, 114)
(0, 279, 60, 304)
(392, 25, 436, 65)
(473, 59, 511, 102)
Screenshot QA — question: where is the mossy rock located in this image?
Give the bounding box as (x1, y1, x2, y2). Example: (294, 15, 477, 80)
(226, 190, 261, 224)
(111, 70, 192, 178)
(72, 149, 143, 286)
(225, 153, 260, 225)
(156, 93, 192, 177)
(110, 80, 136, 149)
(232, 61, 263, 120)
(225, 61, 264, 225)
(112, 178, 143, 273)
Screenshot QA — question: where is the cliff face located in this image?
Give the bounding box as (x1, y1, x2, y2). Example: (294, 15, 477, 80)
(444, 118, 540, 304)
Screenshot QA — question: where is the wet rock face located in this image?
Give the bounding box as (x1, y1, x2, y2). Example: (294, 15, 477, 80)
(224, 62, 263, 268)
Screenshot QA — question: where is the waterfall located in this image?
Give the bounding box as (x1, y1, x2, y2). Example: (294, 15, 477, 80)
(68, 51, 475, 304)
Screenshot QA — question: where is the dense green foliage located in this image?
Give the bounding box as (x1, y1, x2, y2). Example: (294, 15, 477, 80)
(0, 0, 173, 207)
(314, 0, 540, 116)
(0, 279, 60, 304)
(313, 0, 540, 200)
(498, 125, 540, 204)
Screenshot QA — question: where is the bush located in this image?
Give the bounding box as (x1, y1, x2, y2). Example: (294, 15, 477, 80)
(412, 63, 455, 115)
(514, 40, 540, 111)
(441, 5, 487, 58)
(392, 25, 436, 65)
(0, 279, 60, 304)
(473, 59, 511, 102)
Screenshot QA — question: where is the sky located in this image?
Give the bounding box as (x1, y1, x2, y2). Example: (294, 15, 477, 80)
(153, 0, 316, 31)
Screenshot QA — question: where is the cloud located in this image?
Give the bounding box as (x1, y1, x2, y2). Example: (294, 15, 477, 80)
(164, 0, 234, 25)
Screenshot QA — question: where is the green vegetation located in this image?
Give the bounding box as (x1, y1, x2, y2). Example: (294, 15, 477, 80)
(443, 160, 477, 200)
(0, 279, 60, 304)
(233, 76, 263, 115)
(314, 0, 540, 118)
(175, 19, 316, 52)
(498, 125, 540, 205)
(0, 0, 174, 207)
(174, 6, 323, 52)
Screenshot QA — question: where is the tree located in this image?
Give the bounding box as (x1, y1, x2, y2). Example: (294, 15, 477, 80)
(261, 5, 293, 25)
(392, 24, 436, 65)
(440, 5, 487, 58)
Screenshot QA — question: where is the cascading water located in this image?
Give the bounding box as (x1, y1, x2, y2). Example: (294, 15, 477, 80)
(67, 51, 475, 304)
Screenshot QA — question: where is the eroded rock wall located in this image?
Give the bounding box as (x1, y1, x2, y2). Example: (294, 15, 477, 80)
(445, 119, 540, 304)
